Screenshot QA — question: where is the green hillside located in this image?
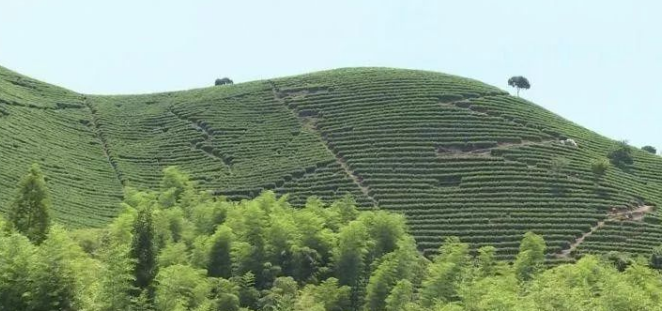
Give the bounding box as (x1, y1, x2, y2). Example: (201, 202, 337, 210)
(1, 65, 661, 260)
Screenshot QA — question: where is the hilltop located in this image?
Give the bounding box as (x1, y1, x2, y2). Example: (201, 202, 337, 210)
(1, 65, 661, 261)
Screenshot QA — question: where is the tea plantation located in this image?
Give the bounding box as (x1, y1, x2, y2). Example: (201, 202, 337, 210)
(1, 65, 661, 260)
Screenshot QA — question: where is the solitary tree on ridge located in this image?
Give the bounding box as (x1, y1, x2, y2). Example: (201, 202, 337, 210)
(508, 76, 531, 97)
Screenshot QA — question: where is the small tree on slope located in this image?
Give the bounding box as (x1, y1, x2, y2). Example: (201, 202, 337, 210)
(508, 76, 531, 97)
(7, 164, 51, 244)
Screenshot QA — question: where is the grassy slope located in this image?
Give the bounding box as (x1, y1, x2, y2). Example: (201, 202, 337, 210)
(1, 65, 661, 260)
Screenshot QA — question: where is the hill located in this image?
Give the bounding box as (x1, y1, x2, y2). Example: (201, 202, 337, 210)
(1, 65, 661, 261)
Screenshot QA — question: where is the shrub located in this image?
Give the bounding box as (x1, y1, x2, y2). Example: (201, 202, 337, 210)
(590, 158, 610, 177)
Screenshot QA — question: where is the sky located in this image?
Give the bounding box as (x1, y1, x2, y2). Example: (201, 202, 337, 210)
(0, 1, 660, 150)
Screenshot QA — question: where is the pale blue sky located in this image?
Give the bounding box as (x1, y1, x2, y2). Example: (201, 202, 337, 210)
(1, 1, 660, 150)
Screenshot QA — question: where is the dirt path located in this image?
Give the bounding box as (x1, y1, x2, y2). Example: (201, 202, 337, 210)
(555, 205, 655, 258)
(168, 107, 233, 175)
(556, 220, 606, 258)
(268, 81, 378, 207)
(83, 97, 125, 187)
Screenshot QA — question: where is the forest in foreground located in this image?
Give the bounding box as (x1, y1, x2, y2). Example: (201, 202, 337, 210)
(3, 165, 662, 311)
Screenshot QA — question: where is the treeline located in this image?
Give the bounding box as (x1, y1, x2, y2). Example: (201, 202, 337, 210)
(2, 166, 662, 311)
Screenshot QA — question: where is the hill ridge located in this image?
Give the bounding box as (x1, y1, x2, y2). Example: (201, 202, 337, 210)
(1, 65, 661, 260)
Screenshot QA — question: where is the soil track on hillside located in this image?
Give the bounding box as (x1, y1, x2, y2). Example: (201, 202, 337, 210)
(556, 205, 655, 258)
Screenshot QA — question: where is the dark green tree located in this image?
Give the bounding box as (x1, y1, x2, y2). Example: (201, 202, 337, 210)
(513, 232, 546, 281)
(8, 164, 51, 244)
(130, 204, 158, 301)
(507, 76, 531, 97)
(361, 211, 407, 258)
(642, 146, 657, 154)
(207, 224, 234, 278)
(608, 141, 634, 166)
(650, 246, 662, 270)
(332, 220, 372, 309)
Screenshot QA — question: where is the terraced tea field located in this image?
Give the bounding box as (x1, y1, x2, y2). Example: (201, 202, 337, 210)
(1, 65, 660, 260)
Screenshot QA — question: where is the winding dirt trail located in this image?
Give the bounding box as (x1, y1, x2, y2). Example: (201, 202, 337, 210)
(168, 107, 234, 175)
(268, 81, 378, 207)
(83, 98, 125, 186)
(555, 205, 654, 258)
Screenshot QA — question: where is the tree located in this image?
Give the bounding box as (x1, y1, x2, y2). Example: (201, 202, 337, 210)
(360, 211, 407, 258)
(97, 244, 135, 311)
(364, 237, 421, 311)
(159, 166, 197, 210)
(0, 234, 35, 311)
(513, 232, 546, 281)
(475, 246, 498, 278)
(385, 280, 414, 311)
(212, 278, 241, 311)
(29, 227, 83, 311)
(154, 264, 212, 311)
(332, 220, 372, 309)
(130, 204, 159, 300)
(507, 76, 531, 97)
(215, 77, 234, 86)
(7, 164, 51, 244)
(207, 224, 234, 278)
(608, 141, 634, 166)
(642, 146, 657, 154)
(297, 278, 351, 311)
(649, 245, 662, 270)
(419, 237, 470, 306)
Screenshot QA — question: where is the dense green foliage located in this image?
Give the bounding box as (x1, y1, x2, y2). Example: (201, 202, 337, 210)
(2, 168, 662, 311)
(6, 164, 51, 244)
(1, 65, 662, 261)
(608, 142, 635, 166)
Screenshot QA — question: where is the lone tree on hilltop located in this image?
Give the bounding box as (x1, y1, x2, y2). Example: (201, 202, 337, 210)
(7, 164, 51, 244)
(642, 146, 657, 154)
(215, 77, 234, 86)
(508, 76, 530, 97)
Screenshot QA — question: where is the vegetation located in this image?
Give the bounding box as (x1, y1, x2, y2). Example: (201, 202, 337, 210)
(642, 145, 657, 154)
(215, 77, 234, 86)
(6, 164, 51, 244)
(2, 167, 662, 310)
(590, 158, 610, 179)
(1, 66, 662, 262)
(507, 76, 530, 97)
(608, 141, 634, 166)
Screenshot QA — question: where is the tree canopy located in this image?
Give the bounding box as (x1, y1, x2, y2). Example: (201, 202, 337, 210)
(6, 164, 51, 244)
(608, 141, 635, 166)
(2, 166, 662, 311)
(507, 76, 531, 97)
(642, 145, 657, 154)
